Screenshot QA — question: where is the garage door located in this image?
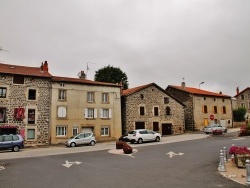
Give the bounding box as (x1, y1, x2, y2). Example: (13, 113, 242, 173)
(81, 127, 93, 133)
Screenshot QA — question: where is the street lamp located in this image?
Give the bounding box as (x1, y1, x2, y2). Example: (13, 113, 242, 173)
(199, 82, 204, 90)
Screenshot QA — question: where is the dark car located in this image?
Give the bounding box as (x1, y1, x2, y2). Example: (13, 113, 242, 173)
(0, 134, 24, 152)
(119, 134, 129, 142)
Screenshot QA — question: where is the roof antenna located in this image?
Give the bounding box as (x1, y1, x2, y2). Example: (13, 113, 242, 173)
(86, 62, 94, 78)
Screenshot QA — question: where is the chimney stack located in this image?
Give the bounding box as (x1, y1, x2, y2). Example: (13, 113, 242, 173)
(40, 61, 49, 72)
(181, 81, 185, 89)
(236, 87, 239, 95)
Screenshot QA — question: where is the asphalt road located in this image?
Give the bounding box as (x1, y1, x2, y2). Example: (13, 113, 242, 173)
(0, 132, 248, 188)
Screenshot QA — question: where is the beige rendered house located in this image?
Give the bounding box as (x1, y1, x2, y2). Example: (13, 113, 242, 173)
(234, 87, 250, 113)
(166, 82, 233, 131)
(121, 83, 185, 136)
(0, 62, 51, 146)
(50, 74, 122, 144)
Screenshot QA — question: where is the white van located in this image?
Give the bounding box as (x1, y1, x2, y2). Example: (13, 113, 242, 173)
(65, 133, 96, 147)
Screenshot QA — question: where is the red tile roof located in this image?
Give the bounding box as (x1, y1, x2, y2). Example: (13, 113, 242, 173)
(52, 76, 121, 87)
(0, 63, 52, 78)
(168, 85, 231, 98)
(122, 83, 154, 96)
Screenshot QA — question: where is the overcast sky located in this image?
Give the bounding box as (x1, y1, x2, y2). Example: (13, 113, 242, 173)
(0, 0, 249, 96)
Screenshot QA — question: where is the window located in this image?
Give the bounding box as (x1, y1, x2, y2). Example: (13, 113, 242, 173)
(241, 103, 245, 108)
(72, 127, 78, 136)
(153, 122, 159, 132)
(154, 107, 159, 116)
(87, 92, 94, 102)
(0, 107, 6, 123)
(164, 97, 170, 104)
(213, 106, 217, 114)
(60, 83, 65, 87)
(204, 97, 206, 100)
(101, 126, 109, 136)
(140, 94, 144, 99)
(204, 118, 209, 126)
(202, 105, 208, 113)
(27, 129, 35, 139)
(100, 109, 112, 118)
(0, 87, 7, 98)
(85, 108, 97, 119)
(241, 95, 245, 100)
(222, 98, 225, 102)
(249, 103, 250, 109)
(139, 106, 145, 115)
(28, 89, 36, 100)
(59, 90, 66, 100)
(13, 75, 24, 84)
(102, 93, 109, 103)
(28, 109, 35, 124)
(214, 98, 216, 101)
(57, 106, 67, 118)
(166, 106, 171, 115)
(56, 126, 67, 136)
(222, 106, 226, 114)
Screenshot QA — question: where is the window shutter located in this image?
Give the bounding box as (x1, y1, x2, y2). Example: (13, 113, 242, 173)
(85, 109, 88, 118)
(94, 109, 97, 118)
(109, 109, 112, 118)
(62, 107, 66, 117)
(100, 109, 103, 118)
(58, 107, 63, 117)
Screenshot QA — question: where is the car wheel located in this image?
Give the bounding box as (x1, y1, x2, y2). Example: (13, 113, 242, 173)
(12, 145, 20, 152)
(89, 140, 95, 146)
(137, 138, 143, 144)
(130, 140, 134, 144)
(155, 136, 160, 142)
(224, 129, 227, 133)
(70, 142, 76, 147)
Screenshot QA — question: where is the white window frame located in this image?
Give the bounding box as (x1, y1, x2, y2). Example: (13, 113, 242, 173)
(0, 87, 7, 98)
(85, 108, 97, 119)
(59, 89, 66, 100)
(87, 92, 95, 102)
(100, 109, 112, 118)
(101, 126, 109, 136)
(27, 129, 36, 140)
(57, 106, 67, 118)
(56, 126, 67, 136)
(102, 93, 109, 103)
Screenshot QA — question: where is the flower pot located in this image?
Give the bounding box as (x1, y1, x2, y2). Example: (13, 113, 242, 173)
(234, 154, 250, 168)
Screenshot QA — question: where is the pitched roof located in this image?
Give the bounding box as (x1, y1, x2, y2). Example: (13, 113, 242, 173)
(52, 76, 121, 87)
(0, 63, 52, 78)
(167, 85, 231, 98)
(122, 83, 155, 96)
(234, 87, 250, 97)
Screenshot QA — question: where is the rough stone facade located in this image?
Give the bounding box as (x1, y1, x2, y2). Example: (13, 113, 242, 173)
(0, 75, 51, 146)
(121, 84, 185, 136)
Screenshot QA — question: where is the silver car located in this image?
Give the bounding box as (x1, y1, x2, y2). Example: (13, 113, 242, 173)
(65, 133, 96, 147)
(203, 124, 227, 134)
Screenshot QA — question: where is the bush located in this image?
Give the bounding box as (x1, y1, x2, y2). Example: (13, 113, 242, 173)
(238, 125, 250, 136)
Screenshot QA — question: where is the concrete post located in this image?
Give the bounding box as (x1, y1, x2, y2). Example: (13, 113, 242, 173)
(219, 150, 226, 172)
(246, 159, 250, 185)
(218, 150, 223, 169)
(223, 147, 228, 162)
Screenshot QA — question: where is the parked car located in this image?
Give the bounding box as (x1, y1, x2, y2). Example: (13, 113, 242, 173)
(65, 133, 96, 147)
(0, 134, 24, 152)
(119, 134, 129, 142)
(203, 124, 227, 134)
(127, 129, 161, 144)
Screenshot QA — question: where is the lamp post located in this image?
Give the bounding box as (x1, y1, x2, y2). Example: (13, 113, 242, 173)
(199, 82, 204, 90)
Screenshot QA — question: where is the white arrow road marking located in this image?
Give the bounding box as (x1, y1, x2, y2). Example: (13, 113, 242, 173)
(62, 160, 82, 168)
(232, 138, 245, 141)
(0, 165, 5, 170)
(166, 151, 184, 158)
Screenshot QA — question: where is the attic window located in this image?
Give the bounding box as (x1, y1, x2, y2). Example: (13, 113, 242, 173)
(60, 83, 65, 87)
(13, 75, 24, 84)
(140, 94, 144, 99)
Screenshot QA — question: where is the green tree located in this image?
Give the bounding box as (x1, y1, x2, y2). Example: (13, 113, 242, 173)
(94, 65, 129, 89)
(233, 107, 246, 122)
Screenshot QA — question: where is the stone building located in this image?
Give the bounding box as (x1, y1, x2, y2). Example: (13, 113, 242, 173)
(0, 62, 51, 146)
(50, 74, 122, 144)
(121, 83, 185, 136)
(166, 82, 233, 131)
(234, 87, 250, 112)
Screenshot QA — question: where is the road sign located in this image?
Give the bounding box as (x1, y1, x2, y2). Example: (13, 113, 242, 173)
(209, 114, 214, 120)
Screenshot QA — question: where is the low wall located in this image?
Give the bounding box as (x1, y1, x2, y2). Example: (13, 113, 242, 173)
(233, 121, 246, 128)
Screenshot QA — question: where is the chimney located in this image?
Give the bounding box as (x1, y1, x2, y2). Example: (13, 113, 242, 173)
(78, 71, 86, 79)
(236, 87, 239, 95)
(181, 82, 185, 89)
(219, 91, 222, 94)
(40, 61, 49, 72)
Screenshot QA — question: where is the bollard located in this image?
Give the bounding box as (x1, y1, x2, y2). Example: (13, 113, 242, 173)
(246, 159, 250, 185)
(218, 150, 223, 169)
(231, 154, 235, 162)
(223, 147, 228, 162)
(219, 150, 226, 172)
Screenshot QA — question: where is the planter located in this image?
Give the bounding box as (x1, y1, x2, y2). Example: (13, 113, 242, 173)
(116, 141, 125, 149)
(122, 143, 133, 154)
(234, 154, 250, 168)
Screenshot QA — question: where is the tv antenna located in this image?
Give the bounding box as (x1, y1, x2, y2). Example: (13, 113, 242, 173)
(0, 46, 9, 52)
(86, 62, 94, 78)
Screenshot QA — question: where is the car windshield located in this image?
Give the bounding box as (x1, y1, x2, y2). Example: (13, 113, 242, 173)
(128, 131, 136, 134)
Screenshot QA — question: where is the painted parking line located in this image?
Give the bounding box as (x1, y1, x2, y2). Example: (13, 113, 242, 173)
(232, 137, 246, 141)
